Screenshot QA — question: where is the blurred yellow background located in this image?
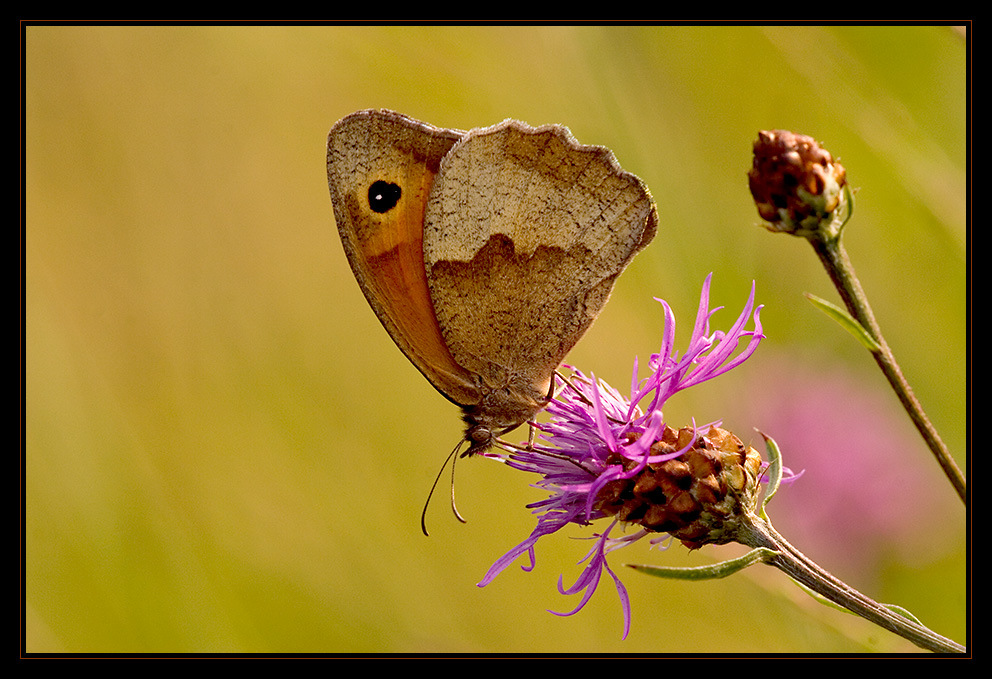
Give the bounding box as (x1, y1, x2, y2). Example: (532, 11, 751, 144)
(25, 24, 966, 653)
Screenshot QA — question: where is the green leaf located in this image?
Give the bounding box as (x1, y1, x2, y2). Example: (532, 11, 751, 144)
(627, 547, 779, 581)
(881, 603, 924, 626)
(805, 292, 882, 353)
(791, 580, 925, 627)
(758, 431, 784, 519)
(840, 183, 855, 228)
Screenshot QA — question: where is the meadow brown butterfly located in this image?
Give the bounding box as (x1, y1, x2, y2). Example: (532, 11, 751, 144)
(327, 109, 657, 454)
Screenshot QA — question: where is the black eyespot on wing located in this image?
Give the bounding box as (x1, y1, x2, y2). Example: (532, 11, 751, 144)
(368, 180, 402, 213)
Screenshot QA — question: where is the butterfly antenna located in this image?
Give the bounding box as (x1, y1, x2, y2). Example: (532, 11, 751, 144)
(449, 446, 468, 525)
(421, 438, 467, 536)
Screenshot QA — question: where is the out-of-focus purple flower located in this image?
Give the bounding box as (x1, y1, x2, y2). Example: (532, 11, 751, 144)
(737, 358, 956, 579)
(478, 274, 767, 638)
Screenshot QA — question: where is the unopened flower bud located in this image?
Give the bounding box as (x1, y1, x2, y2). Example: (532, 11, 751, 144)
(594, 424, 763, 550)
(748, 129, 847, 237)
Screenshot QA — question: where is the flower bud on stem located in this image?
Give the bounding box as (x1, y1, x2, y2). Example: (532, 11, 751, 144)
(749, 130, 965, 504)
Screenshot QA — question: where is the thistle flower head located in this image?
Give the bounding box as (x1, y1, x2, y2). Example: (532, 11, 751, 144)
(594, 423, 763, 550)
(478, 275, 767, 638)
(748, 129, 848, 237)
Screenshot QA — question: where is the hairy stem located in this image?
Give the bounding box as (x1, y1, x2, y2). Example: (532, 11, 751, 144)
(809, 234, 966, 504)
(739, 514, 965, 653)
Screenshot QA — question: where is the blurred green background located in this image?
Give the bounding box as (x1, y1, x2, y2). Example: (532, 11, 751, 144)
(25, 25, 966, 653)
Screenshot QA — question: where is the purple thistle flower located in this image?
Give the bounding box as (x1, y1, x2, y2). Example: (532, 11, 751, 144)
(478, 274, 766, 638)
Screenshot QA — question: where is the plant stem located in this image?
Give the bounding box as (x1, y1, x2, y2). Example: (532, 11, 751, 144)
(809, 233, 966, 504)
(739, 514, 965, 653)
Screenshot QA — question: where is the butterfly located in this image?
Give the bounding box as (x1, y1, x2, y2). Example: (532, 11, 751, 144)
(327, 109, 657, 455)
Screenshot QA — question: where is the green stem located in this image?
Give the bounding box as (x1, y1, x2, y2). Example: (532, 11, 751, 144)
(809, 233, 966, 504)
(739, 514, 965, 653)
